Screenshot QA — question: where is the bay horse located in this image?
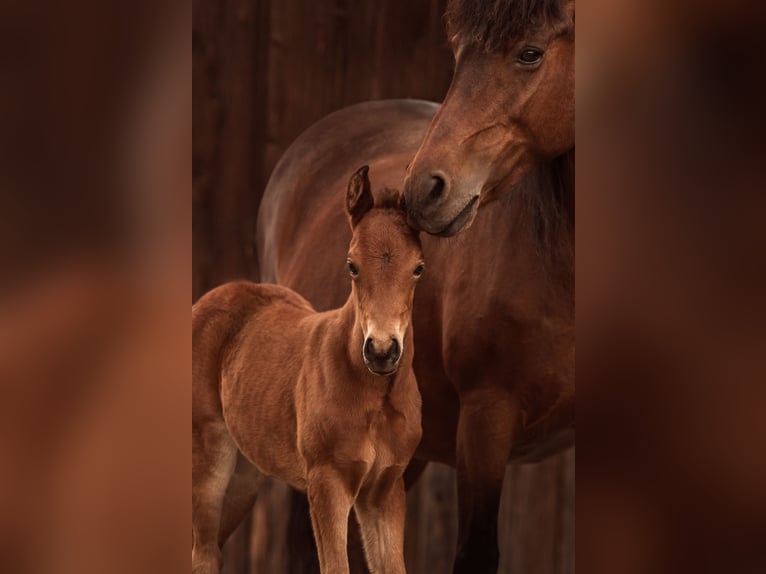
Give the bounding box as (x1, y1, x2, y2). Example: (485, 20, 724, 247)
(193, 167, 424, 574)
(257, 1, 575, 572)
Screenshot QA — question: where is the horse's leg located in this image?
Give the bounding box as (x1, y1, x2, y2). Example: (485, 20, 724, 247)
(354, 476, 407, 574)
(192, 420, 237, 574)
(452, 387, 516, 574)
(306, 466, 355, 574)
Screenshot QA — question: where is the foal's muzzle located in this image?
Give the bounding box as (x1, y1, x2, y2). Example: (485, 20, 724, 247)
(363, 337, 401, 375)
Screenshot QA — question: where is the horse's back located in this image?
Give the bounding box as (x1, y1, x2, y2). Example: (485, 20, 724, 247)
(257, 99, 438, 300)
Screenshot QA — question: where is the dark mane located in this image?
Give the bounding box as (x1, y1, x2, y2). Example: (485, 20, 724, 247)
(445, 0, 565, 52)
(507, 154, 574, 280)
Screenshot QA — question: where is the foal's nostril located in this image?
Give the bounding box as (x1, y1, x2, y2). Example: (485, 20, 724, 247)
(388, 339, 401, 363)
(364, 337, 401, 368)
(363, 337, 375, 361)
(428, 175, 446, 200)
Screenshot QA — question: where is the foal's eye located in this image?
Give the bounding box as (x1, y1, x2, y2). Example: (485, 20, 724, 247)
(517, 47, 544, 65)
(347, 261, 359, 277)
(413, 263, 425, 277)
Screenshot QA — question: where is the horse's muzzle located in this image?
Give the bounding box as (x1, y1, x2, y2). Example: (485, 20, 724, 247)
(403, 171, 450, 233)
(404, 171, 478, 236)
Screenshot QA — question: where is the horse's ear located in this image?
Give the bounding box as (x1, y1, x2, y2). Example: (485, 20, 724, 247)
(346, 165, 373, 228)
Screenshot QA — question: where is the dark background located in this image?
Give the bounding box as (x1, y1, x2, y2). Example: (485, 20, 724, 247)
(192, 0, 574, 572)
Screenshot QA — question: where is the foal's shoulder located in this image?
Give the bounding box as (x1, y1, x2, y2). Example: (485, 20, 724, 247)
(194, 281, 314, 316)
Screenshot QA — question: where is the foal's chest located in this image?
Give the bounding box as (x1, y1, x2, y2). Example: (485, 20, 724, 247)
(363, 406, 416, 467)
(321, 398, 418, 475)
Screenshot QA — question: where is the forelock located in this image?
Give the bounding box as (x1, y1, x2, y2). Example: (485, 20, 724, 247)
(445, 0, 565, 52)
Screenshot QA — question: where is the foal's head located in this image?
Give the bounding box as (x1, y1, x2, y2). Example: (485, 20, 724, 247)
(345, 166, 424, 376)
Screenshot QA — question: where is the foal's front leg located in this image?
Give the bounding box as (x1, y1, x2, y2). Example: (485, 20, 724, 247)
(306, 465, 356, 574)
(354, 473, 407, 574)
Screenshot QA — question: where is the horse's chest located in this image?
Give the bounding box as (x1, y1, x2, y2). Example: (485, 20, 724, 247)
(432, 291, 574, 436)
(441, 295, 573, 380)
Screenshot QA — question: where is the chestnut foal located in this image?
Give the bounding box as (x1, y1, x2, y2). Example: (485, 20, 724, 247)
(192, 166, 424, 574)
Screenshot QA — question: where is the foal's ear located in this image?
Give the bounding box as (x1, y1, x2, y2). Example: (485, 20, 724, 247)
(346, 165, 374, 228)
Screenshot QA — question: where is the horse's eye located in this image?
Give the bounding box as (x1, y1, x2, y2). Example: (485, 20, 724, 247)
(347, 261, 359, 277)
(517, 48, 544, 65)
(413, 263, 425, 277)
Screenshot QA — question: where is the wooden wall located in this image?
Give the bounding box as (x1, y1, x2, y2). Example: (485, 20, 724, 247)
(192, 0, 574, 572)
(193, 0, 453, 296)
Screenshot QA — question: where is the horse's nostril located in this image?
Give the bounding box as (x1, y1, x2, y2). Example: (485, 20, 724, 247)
(429, 175, 446, 200)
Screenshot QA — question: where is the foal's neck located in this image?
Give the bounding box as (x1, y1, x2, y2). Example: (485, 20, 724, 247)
(336, 294, 366, 371)
(333, 293, 403, 395)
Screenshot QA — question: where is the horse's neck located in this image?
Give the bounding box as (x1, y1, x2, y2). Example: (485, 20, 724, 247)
(560, 148, 575, 217)
(465, 151, 575, 299)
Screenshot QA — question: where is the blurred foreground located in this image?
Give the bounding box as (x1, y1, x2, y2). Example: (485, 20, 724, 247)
(578, 0, 766, 572)
(0, 2, 190, 573)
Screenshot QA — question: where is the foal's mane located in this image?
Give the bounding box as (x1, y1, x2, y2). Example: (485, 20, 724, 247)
(373, 187, 404, 211)
(445, 0, 565, 52)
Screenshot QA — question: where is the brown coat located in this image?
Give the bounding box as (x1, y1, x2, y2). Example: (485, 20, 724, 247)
(192, 168, 424, 574)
